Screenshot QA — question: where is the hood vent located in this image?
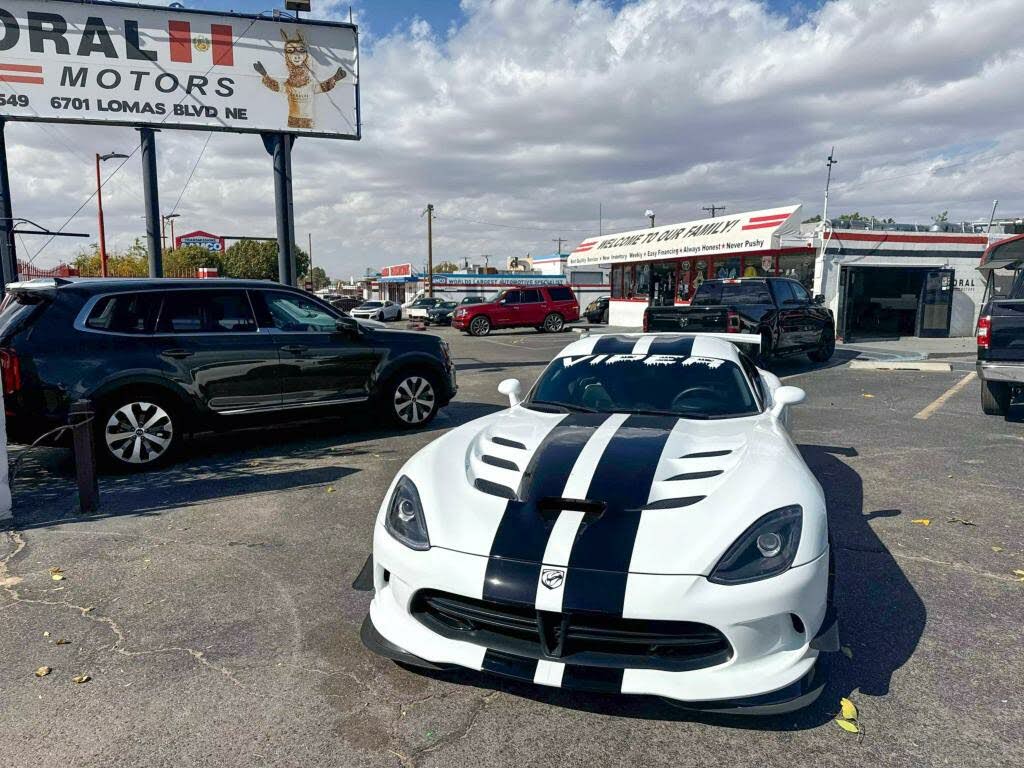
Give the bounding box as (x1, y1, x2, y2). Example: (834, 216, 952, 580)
(641, 496, 706, 511)
(474, 478, 517, 500)
(665, 469, 723, 481)
(481, 455, 520, 472)
(491, 436, 527, 450)
(680, 449, 732, 459)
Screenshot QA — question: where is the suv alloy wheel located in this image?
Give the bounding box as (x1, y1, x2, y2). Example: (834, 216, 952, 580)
(388, 373, 439, 427)
(469, 316, 491, 337)
(98, 394, 180, 471)
(542, 312, 564, 333)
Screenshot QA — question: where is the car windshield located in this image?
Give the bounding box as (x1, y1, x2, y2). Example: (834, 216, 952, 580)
(437, 302, 457, 309)
(359, 302, 383, 308)
(691, 281, 773, 306)
(526, 352, 759, 419)
(484, 291, 504, 303)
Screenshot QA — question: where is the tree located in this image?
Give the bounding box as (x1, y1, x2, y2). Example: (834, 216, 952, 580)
(932, 210, 949, 224)
(164, 245, 225, 277)
(433, 261, 460, 273)
(72, 240, 148, 277)
(221, 239, 309, 280)
(801, 214, 822, 224)
(300, 266, 330, 289)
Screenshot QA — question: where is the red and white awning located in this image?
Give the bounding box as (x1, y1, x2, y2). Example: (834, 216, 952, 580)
(567, 205, 803, 267)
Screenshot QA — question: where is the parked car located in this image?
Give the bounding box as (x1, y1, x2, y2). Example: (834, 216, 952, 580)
(358, 332, 836, 714)
(584, 296, 609, 324)
(407, 297, 447, 320)
(350, 300, 402, 322)
(425, 301, 459, 326)
(451, 286, 579, 336)
(0, 279, 457, 471)
(977, 261, 1024, 416)
(329, 296, 365, 313)
(644, 278, 835, 363)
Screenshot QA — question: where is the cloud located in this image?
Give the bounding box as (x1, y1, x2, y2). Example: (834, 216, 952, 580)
(11, 0, 1024, 277)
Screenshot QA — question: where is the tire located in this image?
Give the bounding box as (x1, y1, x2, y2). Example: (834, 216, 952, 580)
(980, 379, 1010, 416)
(542, 312, 565, 333)
(96, 391, 182, 472)
(469, 316, 491, 337)
(601, 308, 609, 324)
(384, 371, 440, 428)
(808, 327, 836, 363)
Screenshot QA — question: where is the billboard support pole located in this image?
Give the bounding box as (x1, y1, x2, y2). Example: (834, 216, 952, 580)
(0, 119, 18, 292)
(263, 132, 297, 286)
(138, 127, 163, 278)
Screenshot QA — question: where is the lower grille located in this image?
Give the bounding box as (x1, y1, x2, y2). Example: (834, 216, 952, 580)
(411, 590, 732, 672)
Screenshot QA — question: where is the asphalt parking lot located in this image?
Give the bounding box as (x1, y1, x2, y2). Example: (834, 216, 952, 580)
(2, 326, 1022, 768)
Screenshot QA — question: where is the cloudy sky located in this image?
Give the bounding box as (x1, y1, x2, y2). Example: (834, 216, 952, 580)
(8, 0, 1024, 279)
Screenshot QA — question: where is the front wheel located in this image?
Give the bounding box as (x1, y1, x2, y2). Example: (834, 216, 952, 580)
(542, 312, 564, 333)
(980, 379, 1010, 416)
(808, 328, 835, 363)
(97, 393, 181, 472)
(469, 316, 491, 337)
(385, 372, 440, 428)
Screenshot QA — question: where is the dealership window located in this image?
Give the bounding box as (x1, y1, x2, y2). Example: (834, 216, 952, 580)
(611, 265, 625, 298)
(714, 256, 741, 279)
(635, 263, 651, 296)
(743, 253, 773, 277)
(677, 260, 693, 302)
(623, 265, 637, 298)
(778, 252, 816, 290)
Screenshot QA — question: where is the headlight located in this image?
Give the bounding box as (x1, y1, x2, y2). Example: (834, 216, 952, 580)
(708, 505, 802, 585)
(385, 476, 430, 551)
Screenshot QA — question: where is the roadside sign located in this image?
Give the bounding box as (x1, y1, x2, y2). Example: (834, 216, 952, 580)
(175, 230, 225, 252)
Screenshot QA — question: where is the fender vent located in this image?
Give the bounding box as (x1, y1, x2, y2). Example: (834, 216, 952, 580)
(481, 455, 520, 472)
(641, 496, 705, 511)
(491, 436, 527, 450)
(474, 478, 517, 500)
(665, 470, 723, 481)
(679, 450, 732, 459)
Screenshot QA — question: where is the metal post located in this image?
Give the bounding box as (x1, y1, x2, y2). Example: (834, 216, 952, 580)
(139, 128, 162, 277)
(426, 203, 433, 298)
(95, 154, 109, 277)
(0, 119, 18, 291)
(263, 133, 296, 286)
(69, 400, 99, 515)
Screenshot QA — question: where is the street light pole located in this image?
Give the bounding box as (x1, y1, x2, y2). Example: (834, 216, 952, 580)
(161, 213, 180, 252)
(95, 151, 129, 277)
(645, 209, 655, 228)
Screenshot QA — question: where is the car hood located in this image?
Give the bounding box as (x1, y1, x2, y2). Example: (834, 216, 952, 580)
(393, 406, 826, 576)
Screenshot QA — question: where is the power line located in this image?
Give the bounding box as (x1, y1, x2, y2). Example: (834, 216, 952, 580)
(701, 204, 726, 218)
(435, 212, 592, 233)
(169, 132, 213, 217)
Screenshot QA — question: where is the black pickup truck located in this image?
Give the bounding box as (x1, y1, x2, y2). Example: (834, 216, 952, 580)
(977, 254, 1024, 416)
(644, 277, 836, 362)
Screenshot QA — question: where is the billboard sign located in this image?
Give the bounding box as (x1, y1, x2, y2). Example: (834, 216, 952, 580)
(380, 263, 411, 278)
(0, 0, 359, 138)
(175, 230, 225, 252)
(567, 205, 802, 267)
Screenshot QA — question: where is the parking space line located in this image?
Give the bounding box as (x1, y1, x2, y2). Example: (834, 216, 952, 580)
(913, 372, 976, 420)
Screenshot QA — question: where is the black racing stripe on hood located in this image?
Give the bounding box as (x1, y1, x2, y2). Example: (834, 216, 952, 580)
(590, 336, 640, 355)
(561, 413, 675, 615)
(647, 335, 695, 356)
(482, 412, 611, 605)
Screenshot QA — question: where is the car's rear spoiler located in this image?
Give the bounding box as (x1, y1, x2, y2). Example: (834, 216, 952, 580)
(573, 328, 763, 350)
(5, 277, 72, 296)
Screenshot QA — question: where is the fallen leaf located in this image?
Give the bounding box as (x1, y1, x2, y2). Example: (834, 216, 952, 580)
(82, 607, 93, 614)
(835, 718, 860, 734)
(34, 666, 51, 677)
(43, 631, 50, 637)
(326, 487, 336, 493)
(840, 697, 858, 720)
(947, 517, 976, 526)
(71, 674, 91, 684)
(911, 518, 931, 526)
(841, 645, 854, 659)
(49, 567, 65, 581)
(861, 393, 875, 399)
(991, 546, 1004, 553)
(55, 639, 71, 646)
(1013, 570, 1024, 577)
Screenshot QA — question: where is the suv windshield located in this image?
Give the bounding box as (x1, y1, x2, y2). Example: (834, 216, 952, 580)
(691, 281, 773, 306)
(527, 352, 758, 419)
(359, 302, 382, 308)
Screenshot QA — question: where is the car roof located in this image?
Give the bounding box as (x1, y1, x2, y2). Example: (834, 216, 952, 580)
(555, 333, 744, 364)
(16, 277, 300, 294)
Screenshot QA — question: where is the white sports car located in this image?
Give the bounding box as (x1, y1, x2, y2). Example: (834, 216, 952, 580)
(350, 300, 402, 322)
(357, 333, 837, 714)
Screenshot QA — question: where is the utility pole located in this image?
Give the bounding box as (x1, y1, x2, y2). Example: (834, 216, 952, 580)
(821, 147, 837, 230)
(553, 237, 566, 255)
(702, 204, 725, 218)
(422, 203, 434, 297)
(599, 203, 603, 236)
(308, 232, 313, 288)
(814, 147, 838, 299)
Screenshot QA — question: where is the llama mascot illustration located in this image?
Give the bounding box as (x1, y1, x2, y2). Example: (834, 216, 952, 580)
(253, 30, 346, 130)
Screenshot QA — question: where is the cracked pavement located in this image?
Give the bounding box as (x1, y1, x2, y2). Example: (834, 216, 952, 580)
(1, 327, 1022, 767)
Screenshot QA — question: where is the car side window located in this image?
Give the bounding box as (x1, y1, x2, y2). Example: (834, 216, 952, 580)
(547, 287, 573, 301)
(772, 280, 796, 305)
(788, 281, 811, 304)
(503, 290, 522, 304)
(85, 292, 163, 334)
(157, 290, 256, 334)
(521, 289, 542, 303)
(257, 290, 340, 332)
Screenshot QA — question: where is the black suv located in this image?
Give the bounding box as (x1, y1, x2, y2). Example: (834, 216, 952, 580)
(0, 278, 457, 470)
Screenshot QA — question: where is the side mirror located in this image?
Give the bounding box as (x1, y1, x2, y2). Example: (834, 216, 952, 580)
(336, 316, 361, 336)
(813, 294, 826, 305)
(771, 385, 806, 418)
(498, 378, 523, 407)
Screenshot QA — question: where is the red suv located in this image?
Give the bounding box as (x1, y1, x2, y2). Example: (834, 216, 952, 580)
(452, 286, 579, 336)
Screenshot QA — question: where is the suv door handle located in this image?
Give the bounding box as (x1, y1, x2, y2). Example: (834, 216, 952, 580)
(160, 348, 193, 359)
(281, 344, 308, 354)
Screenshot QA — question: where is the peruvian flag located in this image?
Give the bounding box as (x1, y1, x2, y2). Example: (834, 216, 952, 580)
(167, 21, 235, 67)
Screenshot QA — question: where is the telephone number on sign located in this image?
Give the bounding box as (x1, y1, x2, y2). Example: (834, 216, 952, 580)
(0, 94, 29, 107)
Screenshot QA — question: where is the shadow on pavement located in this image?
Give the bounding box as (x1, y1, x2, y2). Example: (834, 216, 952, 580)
(767, 348, 859, 377)
(377, 443, 925, 731)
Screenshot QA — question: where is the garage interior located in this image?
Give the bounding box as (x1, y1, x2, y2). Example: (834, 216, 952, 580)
(838, 265, 948, 341)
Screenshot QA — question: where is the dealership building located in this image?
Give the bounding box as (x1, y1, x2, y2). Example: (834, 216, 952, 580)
(567, 205, 1012, 339)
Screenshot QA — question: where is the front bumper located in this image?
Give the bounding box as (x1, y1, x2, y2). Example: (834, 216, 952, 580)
(977, 361, 1024, 385)
(363, 525, 832, 711)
